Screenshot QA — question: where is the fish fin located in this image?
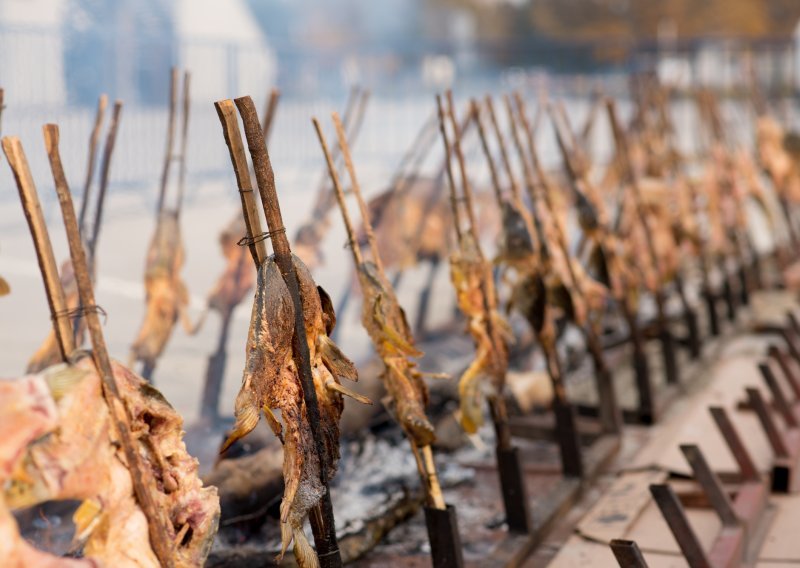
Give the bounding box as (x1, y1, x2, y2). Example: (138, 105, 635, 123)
(72, 499, 102, 543)
(219, 399, 260, 454)
(317, 285, 337, 335)
(293, 525, 320, 568)
(318, 335, 358, 381)
(44, 365, 90, 401)
(326, 379, 372, 405)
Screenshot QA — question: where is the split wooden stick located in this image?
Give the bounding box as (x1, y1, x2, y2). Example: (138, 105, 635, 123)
(332, 112, 384, 275)
(157, 67, 179, 215)
(233, 95, 341, 566)
(472, 99, 505, 209)
(78, 93, 108, 232)
(176, 71, 191, 215)
(485, 95, 522, 203)
(43, 124, 177, 568)
(89, 100, 123, 259)
(261, 87, 280, 141)
(437, 94, 465, 244)
(214, 100, 267, 266)
(0, 88, 5, 136)
(2, 136, 75, 361)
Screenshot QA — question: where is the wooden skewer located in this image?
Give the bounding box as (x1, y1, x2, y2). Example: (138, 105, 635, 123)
(317, 114, 447, 512)
(485, 95, 522, 203)
(472, 99, 505, 209)
(78, 93, 108, 233)
(2, 136, 75, 361)
(261, 87, 280, 141)
(445, 91, 480, 241)
(89, 100, 123, 260)
(0, 88, 5, 137)
(332, 112, 385, 276)
(312, 117, 364, 267)
(176, 71, 191, 215)
(214, 100, 267, 266)
(437, 94, 464, 244)
(157, 67, 178, 215)
(43, 124, 177, 568)
(233, 95, 341, 567)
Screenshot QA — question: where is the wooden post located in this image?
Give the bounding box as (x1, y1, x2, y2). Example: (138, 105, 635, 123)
(2, 136, 75, 361)
(43, 124, 177, 567)
(234, 96, 341, 568)
(78, 93, 108, 233)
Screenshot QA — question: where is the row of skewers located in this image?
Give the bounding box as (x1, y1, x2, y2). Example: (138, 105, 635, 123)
(3, 68, 800, 568)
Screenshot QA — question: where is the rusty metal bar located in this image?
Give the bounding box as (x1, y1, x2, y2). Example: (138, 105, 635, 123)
(649, 484, 712, 568)
(758, 362, 798, 427)
(768, 345, 800, 400)
(610, 539, 649, 567)
(709, 407, 760, 482)
(679, 445, 739, 527)
(747, 387, 790, 458)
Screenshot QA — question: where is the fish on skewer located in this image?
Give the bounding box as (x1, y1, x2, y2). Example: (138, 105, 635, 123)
(129, 211, 201, 376)
(315, 111, 446, 509)
(215, 96, 367, 567)
(439, 94, 513, 434)
(130, 70, 202, 380)
(219, 255, 365, 566)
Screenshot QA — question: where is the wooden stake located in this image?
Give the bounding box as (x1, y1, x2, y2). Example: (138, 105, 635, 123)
(214, 100, 267, 266)
(157, 67, 178, 215)
(78, 94, 108, 233)
(312, 118, 364, 267)
(0, 88, 5, 137)
(485, 95, 522, 203)
(2, 136, 75, 361)
(316, 114, 447, 512)
(261, 87, 280, 141)
(234, 95, 341, 567)
(89, 100, 123, 259)
(473, 99, 505, 208)
(176, 71, 191, 215)
(43, 124, 177, 568)
(332, 112, 384, 275)
(437, 94, 464, 244)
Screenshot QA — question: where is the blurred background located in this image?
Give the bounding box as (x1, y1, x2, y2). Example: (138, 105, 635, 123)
(2, 0, 800, 422)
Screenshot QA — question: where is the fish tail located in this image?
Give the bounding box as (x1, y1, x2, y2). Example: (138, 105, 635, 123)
(293, 524, 320, 568)
(219, 400, 260, 454)
(277, 520, 294, 562)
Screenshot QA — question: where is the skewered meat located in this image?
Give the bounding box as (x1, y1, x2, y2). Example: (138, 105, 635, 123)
(130, 211, 200, 371)
(449, 232, 512, 433)
(221, 254, 365, 566)
(2, 358, 219, 567)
